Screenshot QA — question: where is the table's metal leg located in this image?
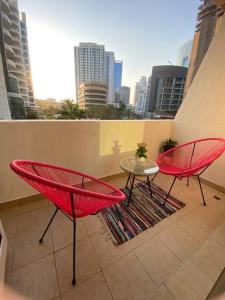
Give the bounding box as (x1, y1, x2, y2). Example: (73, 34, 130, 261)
(125, 174, 131, 189)
(147, 176, 153, 198)
(127, 175, 135, 207)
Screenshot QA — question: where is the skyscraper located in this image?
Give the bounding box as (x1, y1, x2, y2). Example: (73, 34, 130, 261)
(146, 65, 187, 119)
(0, 48, 11, 119)
(74, 42, 118, 104)
(118, 86, 130, 106)
(0, 0, 35, 118)
(114, 60, 123, 91)
(134, 76, 148, 115)
(104, 51, 115, 103)
(177, 40, 193, 67)
(20, 12, 35, 108)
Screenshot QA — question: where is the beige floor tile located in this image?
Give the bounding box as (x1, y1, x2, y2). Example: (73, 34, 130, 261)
(90, 228, 155, 269)
(135, 236, 181, 285)
(209, 221, 225, 249)
(178, 212, 214, 244)
(0, 205, 23, 219)
(16, 207, 50, 236)
(12, 229, 53, 270)
(51, 211, 87, 251)
(192, 240, 225, 282)
(103, 252, 156, 300)
(190, 206, 225, 230)
(104, 174, 127, 189)
(165, 260, 214, 300)
(10, 254, 59, 300)
(55, 238, 100, 293)
(0, 199, 48, 220)
(207, 267, 225, 300)
(19, 198, 49, 214)
(82, 214, 103, 236)
(159, 223, 200, 261)
(61, 273, 113, 300)
(5, 239, 14, 274)
(1, 216, 18, 240)
(147, 284, 175, 300)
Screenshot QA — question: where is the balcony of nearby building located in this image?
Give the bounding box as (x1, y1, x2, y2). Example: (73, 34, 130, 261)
(0, 4, 225, 300)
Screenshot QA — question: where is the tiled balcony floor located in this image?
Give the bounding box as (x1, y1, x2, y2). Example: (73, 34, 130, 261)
(1, 173, 225, 300)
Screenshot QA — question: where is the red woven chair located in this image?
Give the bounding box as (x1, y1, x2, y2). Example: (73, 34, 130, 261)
(154, 138, 225, 206)
(10, 160, 125, 286)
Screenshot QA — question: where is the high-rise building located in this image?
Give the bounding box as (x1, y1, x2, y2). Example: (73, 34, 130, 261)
(134, 76, 148, 115)
(0, 47, 11, 119)
(104, 51, 115, 103)
(184, 0, 224, 93)
(177, 40, 193, 67)
(20, 12, 35, 108)
(114, 60, 123, 91)
(0, 0, 35, 118)
(146, 65, 187, 119)
(74, 42, 119, 104)
(118, 86, 130, 106)
(78, 82, 107, 109)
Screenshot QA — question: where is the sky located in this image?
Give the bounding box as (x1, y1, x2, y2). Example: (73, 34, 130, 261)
(18, 0, 199, 103)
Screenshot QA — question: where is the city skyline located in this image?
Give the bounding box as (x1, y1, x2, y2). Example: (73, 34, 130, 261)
(18, 0, 199, 103)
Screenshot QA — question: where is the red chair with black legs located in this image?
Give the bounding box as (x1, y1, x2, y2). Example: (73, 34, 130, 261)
(10, 160, 125, 286)
(154, 138, 225, 206)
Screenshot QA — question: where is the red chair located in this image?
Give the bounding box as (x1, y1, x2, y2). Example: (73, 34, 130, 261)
(10, 160, 125, 285)
(155, 138, 225, 206)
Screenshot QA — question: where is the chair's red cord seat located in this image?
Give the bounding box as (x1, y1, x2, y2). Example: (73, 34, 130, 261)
(10, 160, 126, 218)
(157, 137, 225, 178)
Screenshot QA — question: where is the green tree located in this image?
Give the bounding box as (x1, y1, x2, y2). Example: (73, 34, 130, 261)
(26, 110, 39, 119)
(58, 99, 86, 119)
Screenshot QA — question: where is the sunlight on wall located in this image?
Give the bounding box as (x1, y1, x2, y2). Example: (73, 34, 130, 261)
(99, 121, 145, 156)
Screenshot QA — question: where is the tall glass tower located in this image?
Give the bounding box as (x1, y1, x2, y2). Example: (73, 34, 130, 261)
(114, 60, 123, 91)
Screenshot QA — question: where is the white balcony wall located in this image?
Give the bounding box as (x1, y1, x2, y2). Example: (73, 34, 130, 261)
(0, 120, 172, 203)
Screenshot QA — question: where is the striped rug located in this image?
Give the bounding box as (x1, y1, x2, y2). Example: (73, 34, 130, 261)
(101, 181, 185, 245)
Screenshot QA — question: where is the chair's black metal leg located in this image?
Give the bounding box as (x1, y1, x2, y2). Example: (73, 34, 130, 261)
(187, 177, 190, 186)
(70, 193, 76, 286)
(72, 216, 76, 285)
(197, 175, 206, 206)
(151, 172, 158, 182)
(125, 174, 131, 188)
(127, 175, 135, 207)
(147, 176, 153, 198)
(39, 207, 59, 243)
(114, 205, 126, 231)
(163, 177, 177, 206)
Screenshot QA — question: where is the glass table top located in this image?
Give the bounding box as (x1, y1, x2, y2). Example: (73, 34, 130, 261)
(120, 157, 159, 176)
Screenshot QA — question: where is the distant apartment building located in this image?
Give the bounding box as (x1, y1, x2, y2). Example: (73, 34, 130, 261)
(146, 65, 187, 119)
(177, 39, 193, 67)
(0, 0, 35, 119)
(78, 82, 107, 109)
(117, 86, 130, 106)
(134, 76, 148, 115)
(114, 60, 123, 91)
(0, 48, 11, 119)
(184, 0, 224, 94)
(104, 51, 115, 103)
(20, 12, 34, 107)
(74, 42, 122, 105)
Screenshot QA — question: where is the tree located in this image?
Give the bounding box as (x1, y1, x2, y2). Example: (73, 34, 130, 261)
(26, 110, 39, 119)
(58, 99, 86, 119)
